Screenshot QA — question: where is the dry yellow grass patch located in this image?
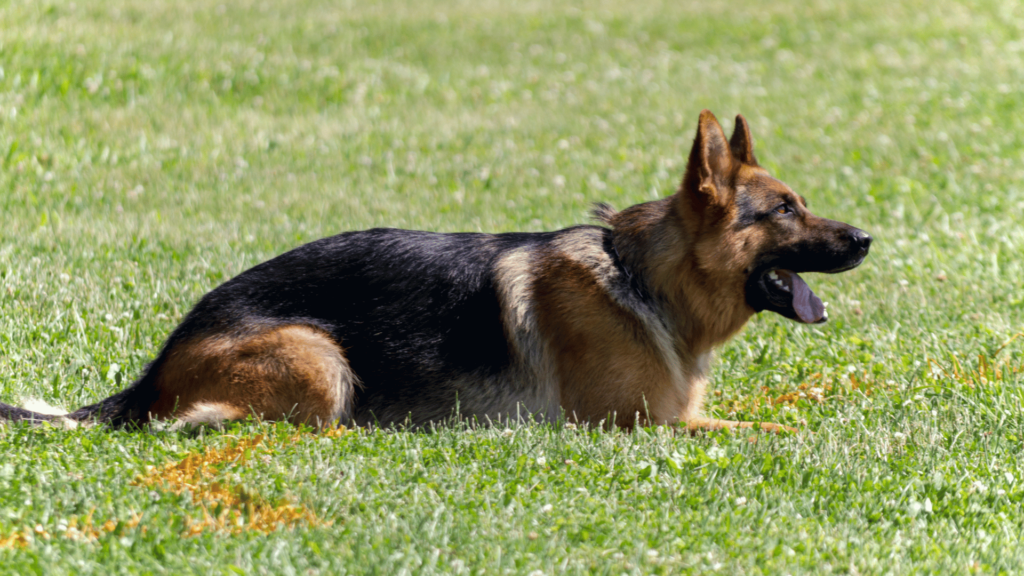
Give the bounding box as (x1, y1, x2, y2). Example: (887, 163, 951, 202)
(1, 427, 349, 548)
(137, 428, 349, 536)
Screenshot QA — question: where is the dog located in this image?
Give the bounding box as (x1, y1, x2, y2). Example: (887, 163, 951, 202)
(0, 110, 870, 432)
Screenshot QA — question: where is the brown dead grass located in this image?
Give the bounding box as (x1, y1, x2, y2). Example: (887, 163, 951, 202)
(137, 428, 350, 536)
(1, 426, 350, 548)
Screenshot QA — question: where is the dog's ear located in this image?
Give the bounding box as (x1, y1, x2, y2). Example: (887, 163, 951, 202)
(680, 110, 732, 206)
(729, 114, 758, 166)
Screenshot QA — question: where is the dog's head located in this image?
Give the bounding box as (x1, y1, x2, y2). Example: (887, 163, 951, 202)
(675, 110, 871, 324)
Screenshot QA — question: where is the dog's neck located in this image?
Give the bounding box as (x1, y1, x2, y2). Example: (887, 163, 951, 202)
(604, 199, 756, 355)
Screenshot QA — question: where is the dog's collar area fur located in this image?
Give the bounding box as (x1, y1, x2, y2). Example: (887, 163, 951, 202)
(611, 244, 650, 303)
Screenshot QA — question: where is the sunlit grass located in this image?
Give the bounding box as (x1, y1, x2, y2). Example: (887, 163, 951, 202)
(2, 0, 1024, 572)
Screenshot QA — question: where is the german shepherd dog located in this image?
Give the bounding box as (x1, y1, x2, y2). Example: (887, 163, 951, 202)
(1, 111, 870, 432)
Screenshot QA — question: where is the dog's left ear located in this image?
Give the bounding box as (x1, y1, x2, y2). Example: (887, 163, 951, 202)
(729, 114, 758, 166)
(680, 110, 732, 207)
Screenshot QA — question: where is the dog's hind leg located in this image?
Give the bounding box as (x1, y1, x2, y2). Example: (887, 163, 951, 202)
(172, 402, 249, 430)
(149, 325, 357, 429)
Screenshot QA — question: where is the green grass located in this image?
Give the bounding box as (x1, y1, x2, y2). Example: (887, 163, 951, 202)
(2, 0, 1024, 572)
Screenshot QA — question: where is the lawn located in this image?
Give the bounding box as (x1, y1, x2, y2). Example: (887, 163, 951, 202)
(1, 0, 1023, 573)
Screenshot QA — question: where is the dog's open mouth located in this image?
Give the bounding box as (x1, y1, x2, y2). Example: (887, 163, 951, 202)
(761, 268, 827, 324)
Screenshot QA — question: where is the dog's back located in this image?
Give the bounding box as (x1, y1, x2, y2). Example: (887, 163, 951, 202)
(66, 225, 657, 428)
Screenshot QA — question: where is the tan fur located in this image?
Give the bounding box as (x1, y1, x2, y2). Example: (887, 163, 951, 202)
(492, 249, 561, 421)
(549, 111, 831, 433)
(591, 199, 754, 426)
(493, 248, 538, 341)
(533, 251, 672, 428)
(535, 208, 743, 429)
(151, 325, 355, 428)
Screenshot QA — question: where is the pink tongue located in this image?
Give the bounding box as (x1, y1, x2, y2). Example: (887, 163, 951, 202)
(777, 270, 824, 323)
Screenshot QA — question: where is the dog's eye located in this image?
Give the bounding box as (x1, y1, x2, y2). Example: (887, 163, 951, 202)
(774, 204, 790, 215)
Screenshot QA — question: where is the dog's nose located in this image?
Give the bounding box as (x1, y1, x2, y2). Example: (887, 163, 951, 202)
(850, 229, 872, 254)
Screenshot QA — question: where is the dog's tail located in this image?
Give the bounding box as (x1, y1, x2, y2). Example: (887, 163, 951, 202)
(0, 370, 160, 428)
(0, 401, 64, 423)
(0, 399, 84, 428)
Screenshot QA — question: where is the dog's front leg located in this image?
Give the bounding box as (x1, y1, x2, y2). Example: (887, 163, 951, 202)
(684, 416, 798, 434)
